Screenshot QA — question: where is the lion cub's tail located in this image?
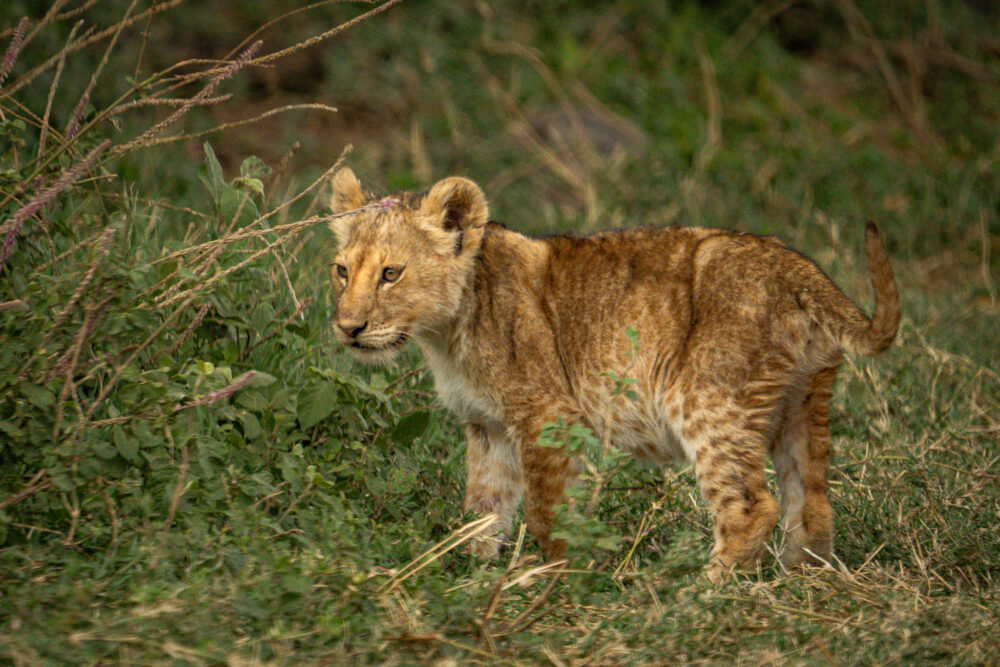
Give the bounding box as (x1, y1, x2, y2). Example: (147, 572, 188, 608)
(799, 221, 900, 357)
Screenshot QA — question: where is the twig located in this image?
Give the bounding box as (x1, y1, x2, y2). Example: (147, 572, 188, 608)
(0, 299, 25, 312)
(68, 0, 139, 140)
(724, 0, 799, 57)
(0, 17, 28, 90)
(162, 302, 211, 358)
(240, 297, 314, 360)
(223, 0, 353, 60)
(39, 226, 116, 352)
(0, 470, 51, 509)
(126, 103, 338, 150)
(0, 141, 110, 266)
(836, 0, 943, 151)
(250, 0, 406, 67)
(386, 634, 495, 659)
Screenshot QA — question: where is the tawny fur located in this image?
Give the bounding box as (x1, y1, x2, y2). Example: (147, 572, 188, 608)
(327, 169, 900, 581)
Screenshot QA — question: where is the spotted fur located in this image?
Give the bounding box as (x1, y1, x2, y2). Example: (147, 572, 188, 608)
(327, 169, 899, 580)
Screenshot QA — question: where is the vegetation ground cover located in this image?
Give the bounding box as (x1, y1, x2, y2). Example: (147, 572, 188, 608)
(1, 0, 998, 663)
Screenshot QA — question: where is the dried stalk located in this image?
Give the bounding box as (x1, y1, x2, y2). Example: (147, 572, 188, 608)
(110, 40, 262, 157)
(0, 0, 189, 100)
(38, 20, 83, 156)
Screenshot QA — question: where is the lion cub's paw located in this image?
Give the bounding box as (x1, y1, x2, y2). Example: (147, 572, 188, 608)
(469, 534, 504, 559)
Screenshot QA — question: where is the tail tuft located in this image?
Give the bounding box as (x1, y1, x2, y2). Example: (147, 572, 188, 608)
(863, 221, 900, 354)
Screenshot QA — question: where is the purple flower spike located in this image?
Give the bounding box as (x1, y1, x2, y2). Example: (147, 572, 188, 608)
(379, 197, 396, 210)
(0, 140, 110, 267)
(0, 17, 28, 90)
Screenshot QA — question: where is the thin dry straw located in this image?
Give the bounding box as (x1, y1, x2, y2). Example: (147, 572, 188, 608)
(151, 145, 354, 269)
(378, 514, 499, 594)
(0, 140, 110, 267)
(162, 301, 211, 357)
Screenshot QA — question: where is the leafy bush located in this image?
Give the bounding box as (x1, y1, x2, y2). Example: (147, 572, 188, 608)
(0, 1, 427, 563)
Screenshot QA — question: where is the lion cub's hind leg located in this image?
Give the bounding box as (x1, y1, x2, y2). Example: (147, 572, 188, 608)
(681, 387, 781, 583)
(464, 423, 523, 559)
(772, 364, 838, 569)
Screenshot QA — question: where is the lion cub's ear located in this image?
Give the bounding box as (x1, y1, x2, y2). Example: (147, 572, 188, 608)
(421, 177, 489, 232)
(329, 168, 365, 247)
(329, 167, 366, 214)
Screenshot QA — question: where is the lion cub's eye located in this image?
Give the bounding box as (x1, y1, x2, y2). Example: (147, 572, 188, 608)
(382, 266, 402, 283)
(334, 264, 348, 280)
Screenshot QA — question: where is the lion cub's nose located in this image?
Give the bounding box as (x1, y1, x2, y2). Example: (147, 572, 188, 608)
(337, 319, 368, 339)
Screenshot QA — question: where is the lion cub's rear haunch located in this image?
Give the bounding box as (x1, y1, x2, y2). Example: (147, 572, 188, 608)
(327, 168, 899, 581)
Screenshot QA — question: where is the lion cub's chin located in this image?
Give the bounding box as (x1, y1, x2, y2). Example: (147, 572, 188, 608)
(346, 340, 407, 365)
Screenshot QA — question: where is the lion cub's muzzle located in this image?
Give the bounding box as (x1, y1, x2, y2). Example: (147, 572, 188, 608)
(334, 316, 409, 361)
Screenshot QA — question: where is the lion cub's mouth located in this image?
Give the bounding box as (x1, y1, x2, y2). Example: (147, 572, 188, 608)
(350, 333, 408, 352)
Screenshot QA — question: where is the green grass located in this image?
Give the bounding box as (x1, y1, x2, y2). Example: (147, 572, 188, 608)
(1, 0, 998, 663)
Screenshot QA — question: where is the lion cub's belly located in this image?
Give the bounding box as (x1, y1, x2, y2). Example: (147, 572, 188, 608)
(583, 390, 691, 464)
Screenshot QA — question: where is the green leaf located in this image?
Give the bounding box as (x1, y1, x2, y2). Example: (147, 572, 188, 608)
(113, 426, 141, 465)
(92, 440, 117, 460)
(239, 155, 271, 180)
(391, 411, 430, 446)
(251, 303, 275, 333)
(239, 412, 262, 440)
(0, 420, 23, 438)
(236, 389, 268, 411)
(232, 177, 265, 199)
(50, 471, 74, 492)
(198, 142, 225, 200)
(595, 534, 621, 551)
(280, 573, 310, 594)
(249, 372, 277, 388)
(297, 385, 337, 430)
(20, 383, 54, 409)
(219, 185, 258, 226)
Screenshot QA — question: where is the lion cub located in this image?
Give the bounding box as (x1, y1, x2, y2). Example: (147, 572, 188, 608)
(327, 169, 899, 581)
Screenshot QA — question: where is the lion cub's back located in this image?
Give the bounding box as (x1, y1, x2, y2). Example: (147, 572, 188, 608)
(539, 227, 822, 447)
(540, 225, 731, 371)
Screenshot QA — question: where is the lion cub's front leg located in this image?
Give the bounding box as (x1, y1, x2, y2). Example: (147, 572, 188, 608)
(464, 423, 523, 558)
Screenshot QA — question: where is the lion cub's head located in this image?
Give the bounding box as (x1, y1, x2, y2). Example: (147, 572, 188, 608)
(327, 168, 489, 364)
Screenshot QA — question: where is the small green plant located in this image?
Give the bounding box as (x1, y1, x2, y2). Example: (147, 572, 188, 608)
(538, 327, 642, 564)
